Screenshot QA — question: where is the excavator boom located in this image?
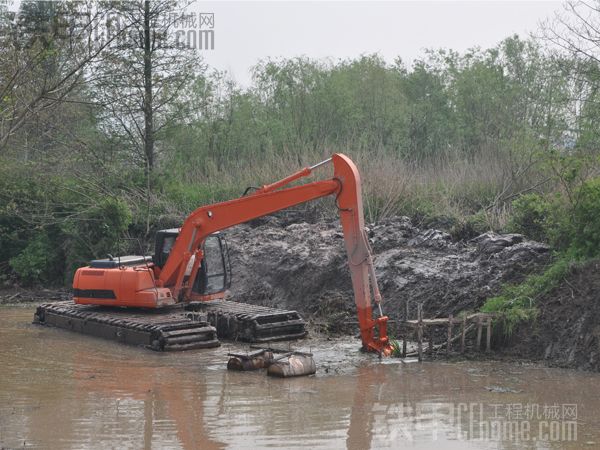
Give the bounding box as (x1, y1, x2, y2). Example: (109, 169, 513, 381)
(64, 153, 391, 354)
(157, 153, 390, 354)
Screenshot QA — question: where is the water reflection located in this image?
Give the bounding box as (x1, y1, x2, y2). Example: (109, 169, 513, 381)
(72, 351, 224, 450)
(0, 307, 599, 450)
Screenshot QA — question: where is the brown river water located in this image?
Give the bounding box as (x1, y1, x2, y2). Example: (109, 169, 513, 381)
(1, 306, 599, 450)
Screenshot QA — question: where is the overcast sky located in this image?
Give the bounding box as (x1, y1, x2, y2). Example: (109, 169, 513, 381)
(191, 1, 564, 86)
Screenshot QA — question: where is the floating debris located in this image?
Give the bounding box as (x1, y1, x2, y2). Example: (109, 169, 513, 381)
(484, 385, 522, 394)
(227, 349, 274, 371)
(227, 346, 317, 377)
(267, 354, 316, 378)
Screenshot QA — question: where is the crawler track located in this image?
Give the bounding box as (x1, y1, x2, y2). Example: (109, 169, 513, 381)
(34, 301, 219, 351)
(34, 299, 307, 350)
(187, 299, 307, 342)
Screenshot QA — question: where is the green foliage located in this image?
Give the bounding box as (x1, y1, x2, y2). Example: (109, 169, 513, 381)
(572, 177, 600, 258)
(509, 175, 600, 254)
(390, 339, 402, 358)
(0, 217, 28, 275)
(9, 231, 63, 286)
(0, 28, 598, 289)
(0, 156, 134, 285)
(481, 255, 575, 335)
(450, 211, 489, 241)
(482, 297, 538, 337)
(63, 197, 132, 279)
(164, 36, 565, 176)
(509, 193, 556, 243)
(487, 174, 600, 333)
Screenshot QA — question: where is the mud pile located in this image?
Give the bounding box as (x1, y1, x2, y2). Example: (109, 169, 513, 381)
(505, 260, 600, 371)
(225, 216, 551, 332)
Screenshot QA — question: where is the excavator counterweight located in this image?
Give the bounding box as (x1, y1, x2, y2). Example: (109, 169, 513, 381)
(34, 154, 392, 355)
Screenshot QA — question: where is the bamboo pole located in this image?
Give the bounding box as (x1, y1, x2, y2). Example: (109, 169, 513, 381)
(428, 326, 434, 354)
(417, 303, 423, 362)
(405, 300, 410, 358)
(486, 318, 492, 352)
(461, 316, 466, 353)
(476, 316, 483, 351)
(402, 324, 407, 358)
(447, 314, 453, 355)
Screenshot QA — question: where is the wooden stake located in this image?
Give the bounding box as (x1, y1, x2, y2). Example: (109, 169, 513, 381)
(417, 304, 423, 362)
(476, 316, 483, 351)
(461, 316, 466, 353)
(447, 314, 453, 355)
(486, 318, 492, 353)
(428, 325, 434, 354)
(402, 324, 407, 358)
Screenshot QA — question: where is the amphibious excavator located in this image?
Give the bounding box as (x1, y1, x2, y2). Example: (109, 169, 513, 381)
(34, 154, 391, 354)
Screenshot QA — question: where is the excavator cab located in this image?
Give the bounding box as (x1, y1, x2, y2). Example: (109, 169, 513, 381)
(154, 229, 232, 296)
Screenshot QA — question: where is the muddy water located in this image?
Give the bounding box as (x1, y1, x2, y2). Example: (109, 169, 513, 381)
(1, 307, 599, 450)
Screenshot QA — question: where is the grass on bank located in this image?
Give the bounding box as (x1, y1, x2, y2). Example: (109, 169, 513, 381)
(480, 255, 577, 335)
(164, 144, 545, 230)
(481, 175, 600, 335)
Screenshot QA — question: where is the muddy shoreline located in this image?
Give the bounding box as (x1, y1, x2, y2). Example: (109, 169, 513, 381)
(4, 215, 596, 371)
(499, 260, 600, 372)
(0, 287, 70, 305)
(0, 299, 556, 374)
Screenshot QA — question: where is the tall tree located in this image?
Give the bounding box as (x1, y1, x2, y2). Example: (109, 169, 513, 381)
(92, 0, 202, 174)
(0, 1, 131, 153)
(90, 0, 202, 233)
(544, 1, 600, 150)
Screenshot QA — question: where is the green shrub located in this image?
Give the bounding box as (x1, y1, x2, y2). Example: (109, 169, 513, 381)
(483, 176, 600, 334)
(63, 197, 133, 280)
(509, 193, 554, 242)
(572, 177, 600, 258)
(509, 190, 575, 251)
(450, 211, 488, 240)
(9, 232, 63, 286)
(0, 217, 28, 274)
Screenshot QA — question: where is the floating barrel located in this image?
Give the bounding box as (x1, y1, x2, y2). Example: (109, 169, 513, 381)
(227, 350, 274, 371)
(267, 354, 316, 378)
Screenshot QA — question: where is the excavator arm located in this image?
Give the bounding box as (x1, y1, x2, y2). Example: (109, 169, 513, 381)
(157, 154, 391, 354)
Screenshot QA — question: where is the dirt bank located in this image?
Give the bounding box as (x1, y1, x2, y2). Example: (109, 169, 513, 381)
(12, 215, 590, 370)
(501, 260, 600, 371)
(0, 287, 70, 305)
(225, 216, 551, 333)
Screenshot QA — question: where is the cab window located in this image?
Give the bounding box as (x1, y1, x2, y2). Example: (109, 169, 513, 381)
(203, 235, 226, 293)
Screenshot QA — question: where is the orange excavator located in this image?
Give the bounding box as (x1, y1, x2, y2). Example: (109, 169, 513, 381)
(34, 154, 391, 355)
